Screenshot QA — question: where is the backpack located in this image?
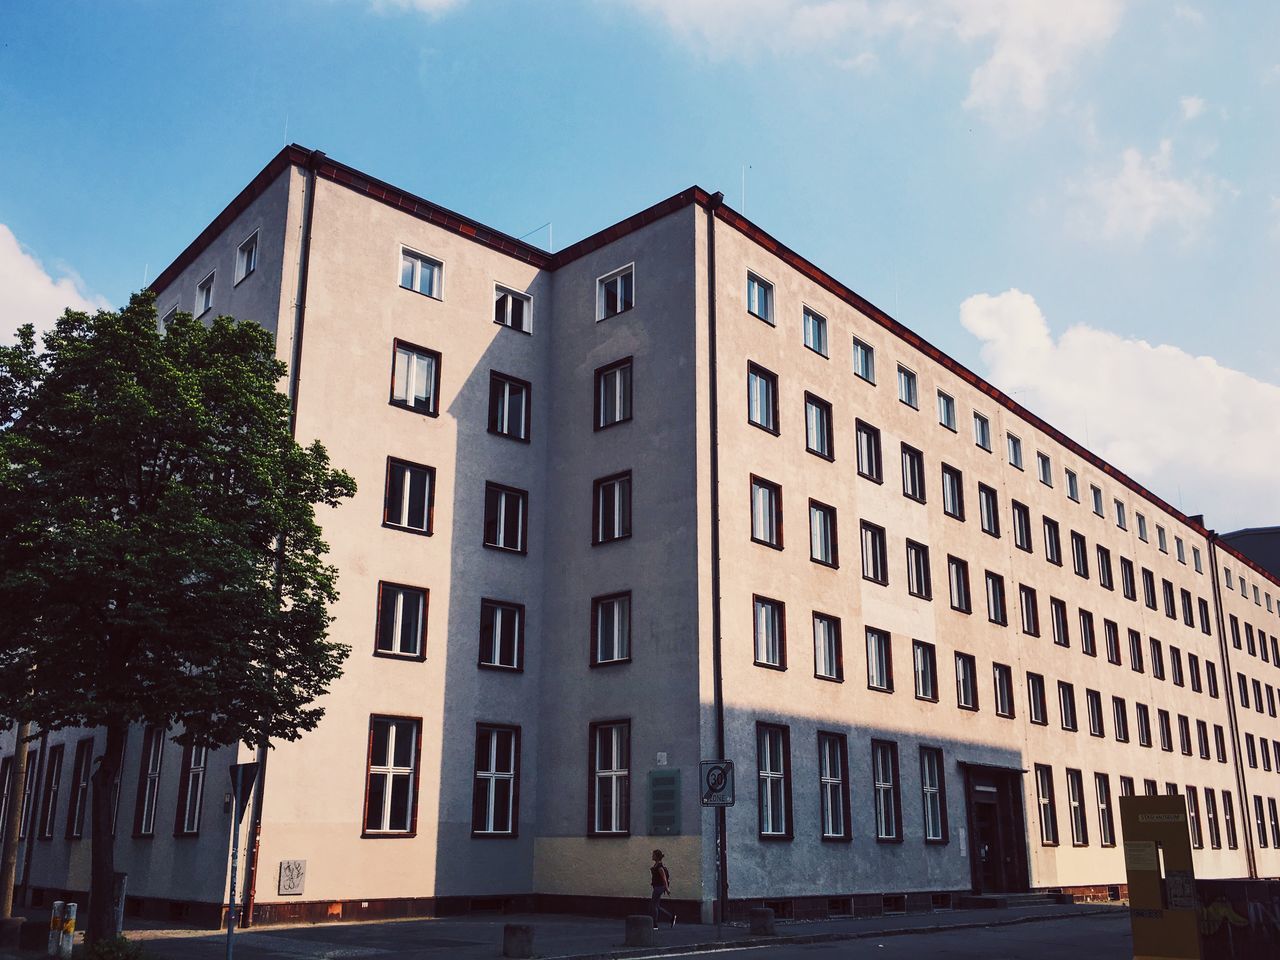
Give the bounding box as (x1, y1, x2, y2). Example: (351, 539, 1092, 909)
(651, 863, 670, 887)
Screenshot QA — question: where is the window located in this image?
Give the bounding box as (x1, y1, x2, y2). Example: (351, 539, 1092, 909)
(753, 596, 786, 669)
(196, 271, 214, 315)
(1079, 609, 1096, 656)
(866, 627, 892, 692)
(803, 307, 828, 356)
(1058, 681, 1077, 731)
(1162, 580, 1176, 619)
(1066, 769, 1088, 845)
(1198, 598, 1211, 634)
(897, 365, 918, 408)
(1091, 485, 1104, 517)
(1097, 546, 1113, 590)
(1050, 598, 1069, 647)
(947, 556, 971, 613)
(1114, 499, 1127, 529)
(375, 582, 428, 659)
(389, 341, 440, 416)
(1071, 531, 1089, 578)
(235, 231, 258, 284)
(592, 472, 631, 544)
(852, 336, 876, 383)
(400, 248, 442, 298)
(750, 476, 783, 549)
(384, 458, 435, 534)
(1270, 799, 1280, 850)
(1007, 433, 1023, 469)
(809, 501, 838, 567)
(872, 740, 902, 841)
(363, 716, 420, 835)
(1256, 796, 1269, 850)
(901, 444, 926, 502)
(592, 593, 631, 665)
(175, 744, 207, 836)
(1035, 765, 1058, 844)
(65, 738, 93, 839)
(594, 358, 632, 429)
(813, 613, 843, 681)
(937, 391, 956, 430)
(1206, 790, 1221, 849)
(993, 663, 1015, 718)
(1157, 525, 1168, 553)
(1193, 547, 1203, 573)
(1012, 501, 1032, 552)
(488, 372, 531, 441)
(861, 522, 888, 585)
(920, 747, 947, 843)
(941, 465, 964, 520)
(955, 653, 978, 710)
(855, 420, 883, 482)
(472, 725, 519, 836)
(1120, 777, 1135, 798)
(1027, 673, 1047, 725)
(1137, 513, 1148, 541)
(1188, 654, 1202, 693)
(590, 721, 630, 834)
(1158, 709, 1172, 751)
(1065, 469, 1080, 502)
(1143, 568, 1157, 609)
(906, 541, 932, 600)
(746, 271, 773, 323)
(132, 727, 164, 837)
(985, 571, 1007, 625)
(597, 264, 634, 320)
(1037, 452, 1052, 486)
(1170, 646, 1184, 686)
(1136, 703, 1152, 747)
(1230, 615, 1241, 649)
(1180, 589, 1194, 627)
(1120, 557, 1136, 600)
(1197, 720, 1210, 760)
(746, 362, 779, 433)
(1113, 697, 1129, 742)
(484, 482, 527, 552)
(818, 733, 849, 840)
(973, 412, 992, 451)
(1086, 689, 1105, 737)
(804, 394, 834, 460)
(913, 640, 938, 701)
(494, 285, 532, 333)
(37, 744, 63, 840)
(1019, 584, 1040, 637)
(1224, 793, 1238, 849)
(978, 484, 1000, 537)
(1176, 537, 1186, 564)
(479, 599, 523, 670)
(757, 723, 791, 838)
(1105, 620, 1121, 665)
(1151, 638, 1165, 679)
(1043, 517, 1062, 565)
(1096, 774, 1115, 847)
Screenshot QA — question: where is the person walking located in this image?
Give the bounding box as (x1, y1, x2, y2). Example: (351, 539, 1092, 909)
(650, 849, 675, 929)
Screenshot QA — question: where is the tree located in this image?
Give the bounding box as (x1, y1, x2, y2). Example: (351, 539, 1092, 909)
(0, 292, 356, 944)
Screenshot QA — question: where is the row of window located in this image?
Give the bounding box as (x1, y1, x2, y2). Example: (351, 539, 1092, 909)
(165, 230, 260, 325)
(1224, 565, 1280, 617)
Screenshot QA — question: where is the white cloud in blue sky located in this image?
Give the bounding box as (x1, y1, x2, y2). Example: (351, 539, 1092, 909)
(0, 225, 109, 343)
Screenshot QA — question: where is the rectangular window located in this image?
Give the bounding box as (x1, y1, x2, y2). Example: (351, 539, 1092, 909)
(592, 472, 632, 545)
(37, 744, 64, 840)
(1137, 512, 1148, 541)
(1027, 672, 1047, 725)
(375, 581, 428, 659)
(1179, 589, 1194, 627)
(1050, 598, 1069, 647)
(400, 248, 442, 298)
(747, 362, 779, 433)
(920, 747, 947, 843)
(1097, 546, 1114, 590)
(488, 372, 531, 441)
(484, 482, 527, 552)
(1066, 769, 1088, 845)
(809, 500, 838, 567)
(1256, 797, 1268, 850)
(813, 613, 843, 681)
(897, 365, 918, 408)
(494, 285, 532, 333)
(994, 663, 1015, 718)
(866, 627, 893, 692)
(1121, 557, 1136, 600)
(590, 720, 631, 834)
(941, 465, 965, 520)
(1071, 531, 1089, 578)
(1143, 568, 1157, 609)
(1037, 452, 1052, 486)
(1162, 580, 1176, 619)
(1158, 709, 1173, 752)
(1176, 537, 1186, 564)
(1151, 638, 1165, 680)
(363, 716, 420, 835)
(65, 738, 93, 839)
(1105, 619, 1121, 665)
(973, 411, 992, 451)
(597, 264, 634, 320)
(479, 599, 523, 670)
(1007, 433, 1023, 469)
(1157, 525, 1168, 553)
(978, 484, 1000, 537)
(1059, 681, 1077, 731)
(133, 727, 164, 837)
(803, 307, 828, 356)
(235, 231, 258, 284)
(1096, 774, 1115, 847)
(947, 556, 972, 613)
(747, 271, 774, 323)
(1019, 584, 1040, 637)
(872, 740, 902, 842)
(1197, 720, 1210, 760)
(1115, 499, 1127, 529)
(757, 723, 791, 838)
(1066, 469, 1080, 502)
(852, 336, 876, 383)
(906, 540, 932, 600)
(384, 458, 435, 534)
(1086, 689, 1105, 738)
(592, 593, 631, 665)
(804, 393, 834, 460)
(1170, 646, 1185, 686)
(985, 571, 1007, 625)
(1079, 609, 1096, 656)
(1044, 517, 1062, 565)
(818, 732, 849, 840)
(955, 653, 978, 710)
(175, 744, 207, 836)
(1224, 793, 1238, 849)
(1193, 547, 1203, 573)
(1091, 485, 1104, 517)
(900, 444, 926, 502)
(1035, 765, 1058, 845)
(594, 358, 632, 429)
(1197, 598, 1211, 634)
(390, 340, 441, 416)
(1189, 654, 1202, 692)
(750, 476, 783, 549)
(1113, 697, 1129, 742)
(937, 390, 956, 430)
(913, 640, 938, 701)
(753, 596, 786, 670)
(472, 725, 519, 836)
(856, 420, 883, 482)
(1206, 789, 1221, 849)
(1136, 703, 1152, 747)
(861, 522, 888, 585)
(1012, 501, 1032, 552)
(196, 271, 214, 315)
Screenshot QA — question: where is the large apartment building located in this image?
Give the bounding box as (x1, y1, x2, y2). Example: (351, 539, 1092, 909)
(4, 145, 1280, 926)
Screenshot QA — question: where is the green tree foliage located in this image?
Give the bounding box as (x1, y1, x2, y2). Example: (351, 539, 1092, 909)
(0, 292, 355, 942)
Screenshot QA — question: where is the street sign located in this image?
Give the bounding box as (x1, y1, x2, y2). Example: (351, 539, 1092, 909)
(700, 760, 735, 807)
(230, 762, 259, 824)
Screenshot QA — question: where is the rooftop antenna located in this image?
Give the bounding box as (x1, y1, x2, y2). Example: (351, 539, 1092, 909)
(518, 221, 553, 252)
(142, 263, 149, 287)
(283, 111, 289, 145)
(741, 164, 752, 214)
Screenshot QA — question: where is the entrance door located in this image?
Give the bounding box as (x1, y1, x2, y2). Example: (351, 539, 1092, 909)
(964, 766, 1029, 894)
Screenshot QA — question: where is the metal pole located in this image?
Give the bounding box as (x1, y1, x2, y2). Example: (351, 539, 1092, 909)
(225, 784, 238, 960)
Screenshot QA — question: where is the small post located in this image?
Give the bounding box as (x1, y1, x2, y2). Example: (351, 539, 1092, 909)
(226, 784, 239, 960)
(749, 906, 775, 936)
(47, 901, 64, 956)
(58, 903, 76, 959)
(624, 915, 655, 947)
(501, 923, 534, 958)
(111, 873, 127, 937)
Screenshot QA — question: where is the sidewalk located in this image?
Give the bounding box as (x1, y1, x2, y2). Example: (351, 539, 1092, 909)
(70, 902, 1127, 959)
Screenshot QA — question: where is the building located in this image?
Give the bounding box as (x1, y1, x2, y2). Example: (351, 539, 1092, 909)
(3, 145, 1280, 926)
(1221, 528, 1280, 582)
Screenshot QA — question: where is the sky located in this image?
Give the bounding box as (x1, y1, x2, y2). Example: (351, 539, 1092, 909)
(1, 0, 1277, 531)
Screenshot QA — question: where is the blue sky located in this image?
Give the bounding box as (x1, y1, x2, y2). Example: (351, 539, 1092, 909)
(1, 0, 1277, 529)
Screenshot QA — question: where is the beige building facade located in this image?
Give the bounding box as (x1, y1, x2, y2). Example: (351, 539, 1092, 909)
(3, 145, 1280, 925)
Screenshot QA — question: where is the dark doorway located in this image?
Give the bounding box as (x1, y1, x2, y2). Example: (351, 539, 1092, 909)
(963, 764, 1029, 894)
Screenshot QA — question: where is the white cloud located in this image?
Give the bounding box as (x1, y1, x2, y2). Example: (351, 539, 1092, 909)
(960, 289, 1280, 533)
(1173, 3, 1204, 25)
(1067, 139, 1229, 243)
(1180, 95, 1206, 120)
(0, 225, 108, 344)
(371, 0, 466, 13)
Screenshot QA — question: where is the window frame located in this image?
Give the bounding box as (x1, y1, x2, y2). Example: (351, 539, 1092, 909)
(756, 722, 793, 840)
(472, 724, 521, 838)
(478, 598, 525, 671)
(383, 457, 436, 536)
(373, 580, 429, 661)
(592, 471, 633, 546)
(389, 339, 442, 418)
(488, 370, 532, 442)
(753, 595, 787, 671)
(234, 229, 259, 286)
(746, 271, 775, 324)
(494, 284, 533, 334)
(749, 475, 783, 550)
(597, 263, 635, 321)
(817, 731, 851, 841)
(590, 591, 632, 667)
(804, 392, 835, 461)
(587, 719, 631, 836)
(812, 612, 844, 682)
(808, 499, 839, 568)
(871, 739, 903, 843)
(803, 306, 829, 357)
(746, 362, 780, 435)
(399, 247, 443, 299)
(593, 356, 634, 431)
(361, 714, 422, 838)
(483, 481, 529, 554)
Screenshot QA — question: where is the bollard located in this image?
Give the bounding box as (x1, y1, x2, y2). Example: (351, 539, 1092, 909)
(748, 906, 775, 936)
(47, 901, 64, 956)
(58, 903, 77, 959)
(624, 915, 655, 947)
(501, 923, 534, 959)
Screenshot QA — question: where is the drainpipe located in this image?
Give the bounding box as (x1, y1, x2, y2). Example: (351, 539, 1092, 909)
(241, 147, 325, 928)
(1208, 536, 1258, 878)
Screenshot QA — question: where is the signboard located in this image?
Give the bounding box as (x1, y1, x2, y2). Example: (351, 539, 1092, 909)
(230, 762, 259, 824)
(278, 860, 306, 896)
(1119, 794, 1201, 960)
(700, 760, 735, 807)
(648, 770, 681, 836)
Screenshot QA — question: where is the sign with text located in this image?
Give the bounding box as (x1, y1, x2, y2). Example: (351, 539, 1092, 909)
(699, 760, 735, 807)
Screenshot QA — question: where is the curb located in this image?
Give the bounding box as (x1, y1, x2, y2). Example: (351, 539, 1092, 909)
(540, 906, 1126, 960)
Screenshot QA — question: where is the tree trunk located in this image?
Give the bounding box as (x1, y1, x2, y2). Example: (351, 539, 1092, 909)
(86, 721, 127, 946)
(0, 720, 32, 918)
